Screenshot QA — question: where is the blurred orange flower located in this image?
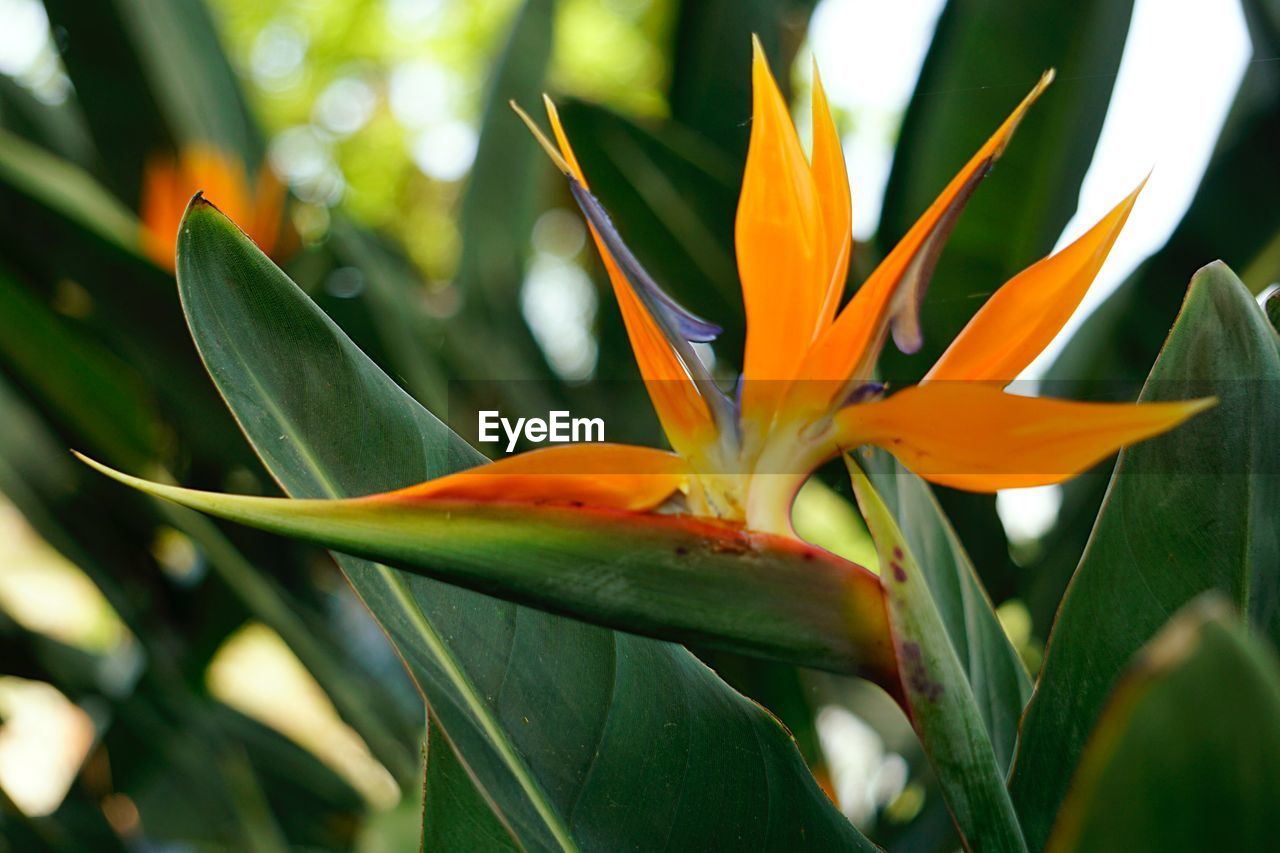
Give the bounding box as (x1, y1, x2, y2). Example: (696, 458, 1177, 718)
(140, 146, 284, 271)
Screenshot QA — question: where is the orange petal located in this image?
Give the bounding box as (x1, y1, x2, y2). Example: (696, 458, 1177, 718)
(367, 443, 688, 511)
(736, 38, 828, 429)
(810, 61, 852, 330)
(522, 98, 718, 458)
(926, 179, 1145, 384)
(834, 383, 1214, 491)
(795, 71, 1055, 397)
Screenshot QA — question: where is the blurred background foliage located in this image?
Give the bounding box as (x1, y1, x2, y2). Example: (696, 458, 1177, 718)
(0, 0, 1274, 849)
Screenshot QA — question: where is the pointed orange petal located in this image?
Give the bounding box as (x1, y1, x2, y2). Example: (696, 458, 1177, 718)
(796, 71, 1055, 396)
(367, 444, 688, 511)
(736, 38, 829, 431)
(810, 62, 852, 330)
(530, 99, 719, 457)
(926, 179, 1145, 384)
(834, 383, 1214, 491)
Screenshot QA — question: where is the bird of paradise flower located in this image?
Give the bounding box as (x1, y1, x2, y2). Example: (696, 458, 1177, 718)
(80, 41, 1212, 674)
(395, 39, 1212, 537)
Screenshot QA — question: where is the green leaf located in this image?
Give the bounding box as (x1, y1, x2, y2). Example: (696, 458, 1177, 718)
(1046, 595, 1280, 852)
(113, 0, 263, 165)
(41, 0, 172, 203)
(861, 450, 1031, 773)
(167, 197, 876, 851)
(847, 460, 1026, 852)
(422, 718, 519, 851)
(0, 263, 158, 470)
(1008, 262, 1280, 849)
(455, 0, 558, 383)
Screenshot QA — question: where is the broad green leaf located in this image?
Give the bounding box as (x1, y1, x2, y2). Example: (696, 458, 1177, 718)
(167, 197, 876, 851)
(1008, 262, 1280, 849)
(862, 449, 1031, 774)
(1047, 596, 1280, 852)
(848, 460, 1025, 852)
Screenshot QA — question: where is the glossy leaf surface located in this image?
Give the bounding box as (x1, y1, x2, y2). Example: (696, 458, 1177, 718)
(1047, 597, 1280, 852)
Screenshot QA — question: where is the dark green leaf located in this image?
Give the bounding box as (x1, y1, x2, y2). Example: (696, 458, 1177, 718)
(667, 0, 810, 159)
(422, 718, 519, 851)
(1046, 596, 1280, 852)
(456, 0, 557, 384)
(1008, 262, 1280, 849)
